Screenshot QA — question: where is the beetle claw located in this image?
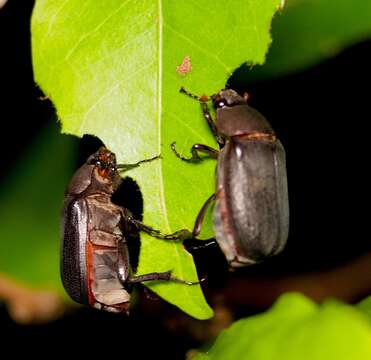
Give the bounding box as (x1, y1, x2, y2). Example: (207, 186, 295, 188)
(169, 273, 206, 286)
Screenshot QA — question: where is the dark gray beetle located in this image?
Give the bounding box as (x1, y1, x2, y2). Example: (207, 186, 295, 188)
(172, 88, 289, 267)
(61, 147, 197, 313)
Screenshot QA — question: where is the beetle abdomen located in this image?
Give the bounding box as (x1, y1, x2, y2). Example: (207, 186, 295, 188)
(89, 247, 130, 312)
(214, 137, 289, 266)
(60, 197, 88, 304)
(85, 197, 131, 312)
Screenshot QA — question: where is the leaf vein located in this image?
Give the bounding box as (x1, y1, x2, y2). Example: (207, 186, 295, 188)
(63, 0, 132, 62)
(78, 62, 154, 134)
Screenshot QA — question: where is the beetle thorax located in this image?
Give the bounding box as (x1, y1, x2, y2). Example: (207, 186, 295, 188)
(216, 104, 274, 138)
(90, 167, 121, 195)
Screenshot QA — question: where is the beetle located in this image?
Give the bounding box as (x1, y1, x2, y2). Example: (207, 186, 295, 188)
(61, 147, 197, 313)
(171, 88, 289, 267)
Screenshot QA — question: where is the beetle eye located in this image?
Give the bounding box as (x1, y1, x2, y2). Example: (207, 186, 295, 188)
(95, 160, 101, 167)
(215, 100, 226, 108)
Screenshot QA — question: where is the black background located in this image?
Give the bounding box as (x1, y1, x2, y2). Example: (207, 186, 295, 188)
(1, 0, 370, 357)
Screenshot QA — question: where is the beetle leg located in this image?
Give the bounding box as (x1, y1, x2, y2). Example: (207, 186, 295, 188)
(117, 238, 131, 283)
(127, 271, 203, 285)
(180, 87, 225, 147)
(134, 215, 217, 251)
(184, 238, 217, 250)
(200, 102, 225, 148)
(131, 219, 193, 242)
(130, 194, 218, 250)
(116, 236, 202, 286)
(116, 154, 160, 171)
(192, 193, 216, 237)
(171, 142, 218, 163)
(120, 207, 192, 241)
(178, 193, 218, 251)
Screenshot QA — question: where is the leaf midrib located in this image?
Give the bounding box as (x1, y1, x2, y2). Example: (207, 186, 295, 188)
(155, 0, 193, 290)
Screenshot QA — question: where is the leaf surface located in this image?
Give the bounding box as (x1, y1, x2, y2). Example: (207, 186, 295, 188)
(193, 293, 371, 360)
(0, 124, 77, 291)
(249, 0, 371, 79)
(31, 0, 281, 319)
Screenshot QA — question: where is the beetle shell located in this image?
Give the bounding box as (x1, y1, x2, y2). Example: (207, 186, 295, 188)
(213, 136, 289, 267)
(65, 163, 122, 197)
(60, 197, 88, 303)
(61, 192, 131, 313)
(61, 148, 131, 313)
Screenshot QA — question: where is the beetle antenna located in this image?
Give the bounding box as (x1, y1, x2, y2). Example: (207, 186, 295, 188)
(180, 87, 210, 102)
(180, 86, 198, 99)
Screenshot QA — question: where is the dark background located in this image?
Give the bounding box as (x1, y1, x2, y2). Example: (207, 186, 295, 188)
(1, 0, 370, 357)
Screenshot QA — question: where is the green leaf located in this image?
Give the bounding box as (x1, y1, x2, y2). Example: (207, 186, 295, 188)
(249, 0, 371, 79)
(31, 0, 282, 319)
(193, 293, 371, 360)
(357, 296, 371, 324)
(0, 124, 77, 291)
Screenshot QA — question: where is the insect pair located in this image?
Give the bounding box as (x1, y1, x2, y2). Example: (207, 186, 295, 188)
(61, 88, 289, 313)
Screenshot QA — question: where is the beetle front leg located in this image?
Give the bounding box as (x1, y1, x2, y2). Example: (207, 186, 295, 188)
(180, 87, 225, 148)
(127, 271, 202, 285)
(171, 142, 219, 163)
(131, 219, 193, 241)
(116, 154, 160, 171)
(200, 102, 225, 148)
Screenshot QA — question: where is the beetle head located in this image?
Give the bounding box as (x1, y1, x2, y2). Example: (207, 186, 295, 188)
(86, 147, 122, 193)
(212, 89, 247, 109)
(87, 147, 117, 174)
(213, 89, 274, 137)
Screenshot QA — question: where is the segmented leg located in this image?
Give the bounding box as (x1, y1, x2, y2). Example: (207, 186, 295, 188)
(131, 219, 193, 241)
(180, 193, 218, 251)
(127, 271, 202, 285)
(184, 238, 217, 251)
(116, 155, 160, 171)
(171, 142, 218, 163)
(116, 240, 201, 286)
(200, 101, 225, 147)
(120, 207, 192, 242)
(192, 193, 216, 237)
(180, 87, 225, 148)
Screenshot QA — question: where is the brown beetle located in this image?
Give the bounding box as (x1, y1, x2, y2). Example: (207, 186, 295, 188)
(61, 147, 195, 313)
(172, 88, 289, 267)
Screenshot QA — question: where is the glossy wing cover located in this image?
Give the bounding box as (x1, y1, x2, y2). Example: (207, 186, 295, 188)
(60, 196, 88, 304)
(214, 138, 289, 266)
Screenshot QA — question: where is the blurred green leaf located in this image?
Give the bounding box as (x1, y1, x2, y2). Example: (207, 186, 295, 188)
(31, 0, 281, 319)
(357, 296, 371, 324)
(194, 293, 371, 360)
(248, 0, 371, 79)
(0, 124, 77, 291)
